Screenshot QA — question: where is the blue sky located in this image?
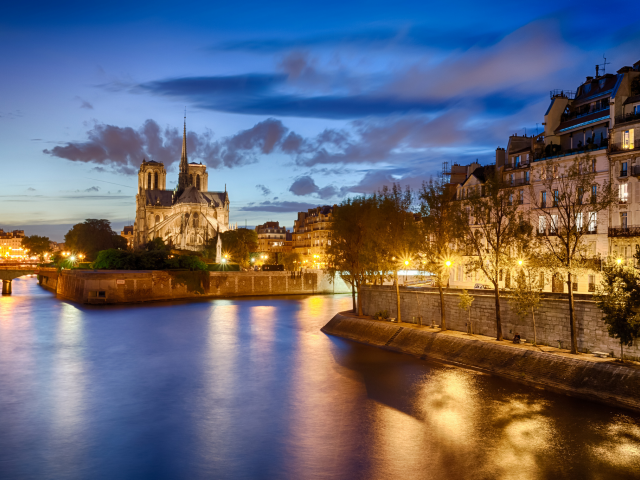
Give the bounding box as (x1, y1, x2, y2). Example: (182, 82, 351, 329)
(1, 0, 638, 240)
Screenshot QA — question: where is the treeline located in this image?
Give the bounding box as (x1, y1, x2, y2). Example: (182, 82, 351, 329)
(329, 154, 639, 359)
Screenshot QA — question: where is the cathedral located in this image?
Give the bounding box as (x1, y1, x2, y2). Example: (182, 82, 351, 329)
(133, 117, 230, 256)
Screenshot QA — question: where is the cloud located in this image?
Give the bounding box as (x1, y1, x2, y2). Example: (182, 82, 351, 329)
(43, 119, 221, 174)
(26, 187, 36, 191)
(238, 200, 323, 213)
(289, 175, 338, 199)
(256, 184, 271, 196)
(83, 186, 100, 192)
(75, 96, 94, 109)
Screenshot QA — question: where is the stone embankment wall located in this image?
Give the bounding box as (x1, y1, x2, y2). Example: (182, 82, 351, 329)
(360, 286, 640, 360)
(322, 313, 640, 412)
(37, 268, 350, 304)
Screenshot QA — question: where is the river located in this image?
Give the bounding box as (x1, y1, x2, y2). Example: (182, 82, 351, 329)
(1, 276, 639, 479)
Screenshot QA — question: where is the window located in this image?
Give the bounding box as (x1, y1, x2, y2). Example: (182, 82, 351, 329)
(510, 174, 514, 186)
(588, 212, 597, 233)
(508, 193, 513, 205)
(576, 212, 583, 230)
(588, 275, 595, 292)
(551, 214, 558, 234)
(541, 191, 547, 207)
(154, 172, 158, 189)
(591, 185, 597, 203)
(621, 212, 628, 228)
(538, 216, 546, 234)
(519, 190, 524, 204)
(526, 154, 530, 162)
(525, 171, 530, 183)
(147, 172, 152, 188)
(553, 189, 559, 206)
(622, 162, 628, 176)
(623, 129, 635, 149)
(620, 183, 628, 203)
(196, 175, 201, 190)
(515, 155, 520, 167)
(592, 158, 596, 172)
(577, 187, 584, 204)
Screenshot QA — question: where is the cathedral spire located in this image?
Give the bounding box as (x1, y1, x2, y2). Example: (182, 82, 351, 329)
(178, 110, 190, 192)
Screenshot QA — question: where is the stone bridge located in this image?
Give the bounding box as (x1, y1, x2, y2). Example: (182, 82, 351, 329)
(0, 263, 38, 294)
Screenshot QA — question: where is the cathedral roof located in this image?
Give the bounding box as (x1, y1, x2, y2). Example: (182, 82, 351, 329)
(176, 186, 207, 205)
(145, 190, 174, 207)
(201, 191, 228, 207)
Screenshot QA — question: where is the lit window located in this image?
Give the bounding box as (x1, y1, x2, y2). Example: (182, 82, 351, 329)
(623, 129, 635, 149)
(550, 214, 558, 233)
(620, 183, 628, 203)
(538, 216, 546, 234)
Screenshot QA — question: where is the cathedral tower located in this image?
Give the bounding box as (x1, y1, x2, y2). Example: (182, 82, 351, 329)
(177, 115, 190, 193)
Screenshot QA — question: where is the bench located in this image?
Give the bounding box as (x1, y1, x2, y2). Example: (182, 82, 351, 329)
(593, 351, 608, 358)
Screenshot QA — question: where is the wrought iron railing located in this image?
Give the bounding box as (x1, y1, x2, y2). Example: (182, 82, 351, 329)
(608, 225, 640, 237)
(614, 112, 640, 126)
(610, 142, 640, 154)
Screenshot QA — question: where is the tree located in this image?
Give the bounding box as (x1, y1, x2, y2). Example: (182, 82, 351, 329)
(458, 290, 475, 334)
(21, 235, 51, 261)
(64, 219, 127, 261)
(419, 177, 463, 330)
(326, 196, 376, 316)
(507, 262, 543, 345)
(460, 168, 528, 341)
(281, 252, 301, 271)
(594, 262, 640, 362)
(530, 154, 616, 353)
(220, 228, 258, 267)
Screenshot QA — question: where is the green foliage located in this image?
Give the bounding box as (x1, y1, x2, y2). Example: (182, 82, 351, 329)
(220, 228, 258, 267)
(458, 290, 474, 312)
(21, 235, 51, 260)
(373, 310, 389, 319)
(91, 249, 207, 271)
(64, 219, 127, 260)
(281, 252, 301, 270)
(594, 263, 640, 357)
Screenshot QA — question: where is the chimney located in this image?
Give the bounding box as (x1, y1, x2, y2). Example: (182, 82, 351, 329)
(586, 76, 593, 82)
(596, 65, 599, 77)
(495, 147, 506, 168)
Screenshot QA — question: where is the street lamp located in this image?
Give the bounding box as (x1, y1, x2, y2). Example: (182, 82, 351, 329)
(445, 260, 452, 267)
(518, 259, 523, 266)
(617, 258, 622, 264)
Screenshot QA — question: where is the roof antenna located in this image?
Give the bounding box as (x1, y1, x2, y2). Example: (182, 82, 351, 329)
(599, 55, 610, 76)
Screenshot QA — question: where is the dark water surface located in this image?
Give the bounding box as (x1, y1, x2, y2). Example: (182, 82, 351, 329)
(1, 277, 640, 480)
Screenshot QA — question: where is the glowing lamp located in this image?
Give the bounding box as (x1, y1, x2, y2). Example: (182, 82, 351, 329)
(518, 259, 523, 265)
(404, 260, 409, 266)
(445, 260, 452, 267)
(617, 258, 622, 264)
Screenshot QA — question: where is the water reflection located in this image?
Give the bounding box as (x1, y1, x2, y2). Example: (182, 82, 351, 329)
(0, 278, 639, 479)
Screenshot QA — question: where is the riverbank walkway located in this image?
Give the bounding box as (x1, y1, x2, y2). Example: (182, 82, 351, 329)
(337, 311, 640, 369)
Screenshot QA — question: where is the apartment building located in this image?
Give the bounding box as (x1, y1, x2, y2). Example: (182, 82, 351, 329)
(0, 229, 25, 258)
(449, 58, 640, 293)
(255, 221, 291, 256)
(293, 205, 335, 267)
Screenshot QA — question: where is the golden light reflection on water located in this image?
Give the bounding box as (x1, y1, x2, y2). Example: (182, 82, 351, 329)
(284, 294, 362, 478)
(590, 417, 640, 470)
(487, 398, 554, 480)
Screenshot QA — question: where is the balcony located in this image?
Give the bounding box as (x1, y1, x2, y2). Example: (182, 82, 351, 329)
(560, 105, 609, 123)
(615, 111, 640, 127)
(610, 142, 640, 154)
(513, 178, 530, 187)
(550, 89, 575, 99)
(534, 143, 608, 162)
(620, 169, 629, 178)
(608, 225, 640, 237)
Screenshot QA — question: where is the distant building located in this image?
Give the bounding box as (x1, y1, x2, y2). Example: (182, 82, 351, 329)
(255, 221, 292, 257)
(0, 229, 25, 258)
(292, 205, 335, 267)
(121, 226, 134, 249)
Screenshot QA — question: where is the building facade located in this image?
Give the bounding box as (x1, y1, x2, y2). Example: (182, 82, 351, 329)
(255, 221, 292, 256)
(293, 205, 335, 267)
(133, 118, 230, 253)
(449, 58, 640, 293)
(0, 229, 25, 258)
